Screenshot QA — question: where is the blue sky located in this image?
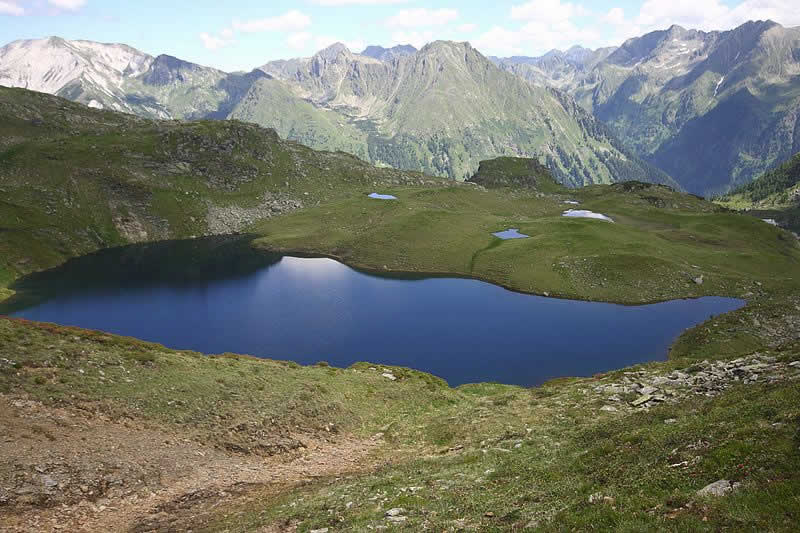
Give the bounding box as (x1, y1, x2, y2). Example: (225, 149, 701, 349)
(2, 0, 799, 71)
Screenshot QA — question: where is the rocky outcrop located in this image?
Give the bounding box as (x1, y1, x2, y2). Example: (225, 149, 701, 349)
(205, 193, 303, 235)
(593, 355, 800, 411)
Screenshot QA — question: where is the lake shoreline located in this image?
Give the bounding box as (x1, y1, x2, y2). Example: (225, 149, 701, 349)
(254, 241, 751, 307)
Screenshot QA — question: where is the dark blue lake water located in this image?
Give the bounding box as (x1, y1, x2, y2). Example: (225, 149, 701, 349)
(4, 237, 743, 386)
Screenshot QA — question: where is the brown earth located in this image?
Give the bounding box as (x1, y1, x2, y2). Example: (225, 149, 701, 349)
(0, 394, 383, 532)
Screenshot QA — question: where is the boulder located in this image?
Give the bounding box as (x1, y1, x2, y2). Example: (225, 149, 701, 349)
(697, 479, 740, 497)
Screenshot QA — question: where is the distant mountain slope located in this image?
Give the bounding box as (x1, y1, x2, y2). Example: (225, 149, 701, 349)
(360, 44, 417, 62)
(721, 151, 800, 207)
(0, 36, 673, 188)
(255, 40, 675, 186)
(0, 36, 266, 120)
(717, 151, 800, 233)
(491, 46, 616, 90)
(496, 21, 800, 196)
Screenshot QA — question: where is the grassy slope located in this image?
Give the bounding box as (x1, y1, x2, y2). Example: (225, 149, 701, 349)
(2, 301, 798, 531)
(251, 179, 800, 304)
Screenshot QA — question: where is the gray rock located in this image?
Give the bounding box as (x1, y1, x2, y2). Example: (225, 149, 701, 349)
(381, 372, 397, 381)
(639, 385, 658, 395)
(600, 405, 617, 412)
(631, 394, 652, 406)
(310, 529, 329, 533)
(588, 492, 604, 504)
(697, 479, 740, 497)
(385, 508, 405, 517)
(387, 516, 407, 523)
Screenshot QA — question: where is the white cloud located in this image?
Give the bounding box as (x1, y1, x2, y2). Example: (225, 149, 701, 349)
(200, 32, 233, 51)
(602, 7, 626, 26)
(0, 1, 23, 15)
(48, 0, 86, 10)
(313, 0, 408, 4)
(457, 23, 477, 33)
(475, 0, 598, 56)
(390, 30, 436, 49)
(233, 10, 311, 33)
(725, 0, 800, 27)
(635, 0, 728, 31)
(344, 39, 367, 52)
(510, 0, 588, 23)
(286, 33, 366, 54)
(287, 31, 312, 50)
(312, 35, 366, 52)
(385, 8, 458, 28)
(628, 0, 800, 34)
(473, 26, 526, 56)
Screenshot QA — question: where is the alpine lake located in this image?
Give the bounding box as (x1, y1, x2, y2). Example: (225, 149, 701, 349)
(2, 236, 744, 386)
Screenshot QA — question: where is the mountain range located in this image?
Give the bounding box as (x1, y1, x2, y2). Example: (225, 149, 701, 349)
(0, 36, 673, 188)
(494, 20, 800, 195)
(2, 20, 799, 195)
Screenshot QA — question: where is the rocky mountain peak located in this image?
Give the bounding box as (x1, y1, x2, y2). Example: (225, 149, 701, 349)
(419, 40, 472, 55)
(314, 42, 351, 62)
(140, 54, 208, 86)
(564, 45, 592, 64)
(46, 35, 68, 46)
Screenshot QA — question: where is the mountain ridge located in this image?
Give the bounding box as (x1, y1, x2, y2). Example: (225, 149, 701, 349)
(255, 39, 675, 185)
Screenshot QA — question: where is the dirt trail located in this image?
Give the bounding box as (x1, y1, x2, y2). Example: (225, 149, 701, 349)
(0, 394, 383, 532)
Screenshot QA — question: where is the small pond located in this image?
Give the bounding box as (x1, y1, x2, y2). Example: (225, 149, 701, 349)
(492, 228, 530, 240)
(2, 236, 743, 386)
(368, 193, 397, 200)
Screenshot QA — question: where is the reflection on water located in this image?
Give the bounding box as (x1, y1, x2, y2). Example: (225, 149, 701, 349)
(6, 237, 744, 386)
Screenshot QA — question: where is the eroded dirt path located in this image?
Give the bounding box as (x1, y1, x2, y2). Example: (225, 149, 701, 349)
(0, 394, 383, 532)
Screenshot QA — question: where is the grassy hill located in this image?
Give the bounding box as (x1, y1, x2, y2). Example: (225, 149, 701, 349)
(0, 86, 443, 290)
